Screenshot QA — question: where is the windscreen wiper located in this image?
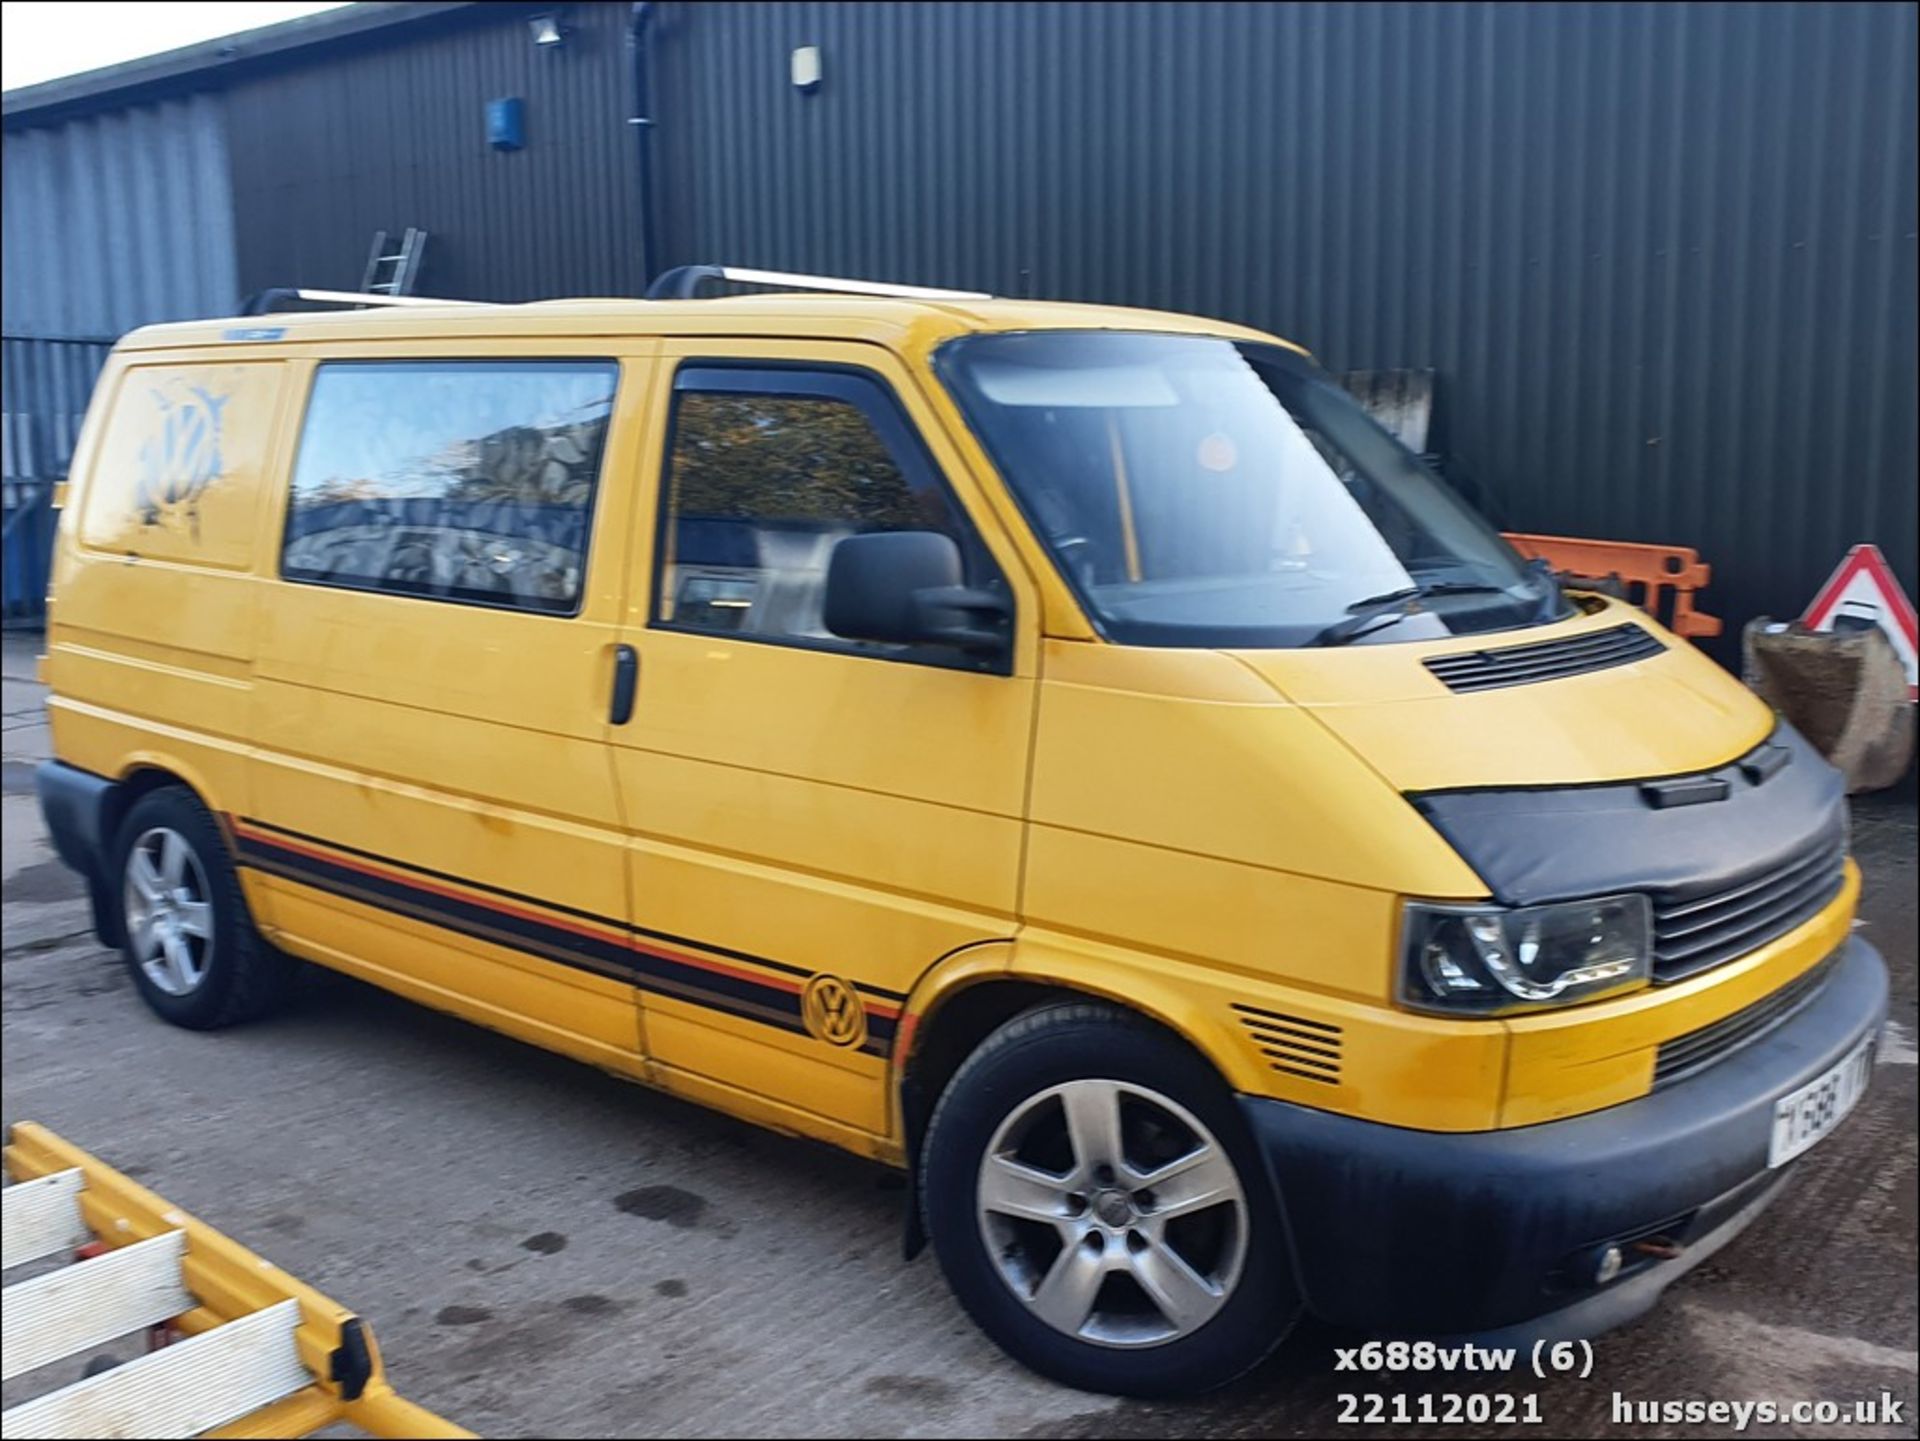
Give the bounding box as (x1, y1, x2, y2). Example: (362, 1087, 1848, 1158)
(1310, 580, 1512, 647)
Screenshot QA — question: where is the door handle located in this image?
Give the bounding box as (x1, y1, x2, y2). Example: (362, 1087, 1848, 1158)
(610, 644, 639, 725)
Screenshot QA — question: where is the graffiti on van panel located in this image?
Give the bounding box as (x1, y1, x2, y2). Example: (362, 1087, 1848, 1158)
(135, 380, 230, 539)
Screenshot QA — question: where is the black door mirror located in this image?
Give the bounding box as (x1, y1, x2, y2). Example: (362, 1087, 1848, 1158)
(823, 531, 1010, 659)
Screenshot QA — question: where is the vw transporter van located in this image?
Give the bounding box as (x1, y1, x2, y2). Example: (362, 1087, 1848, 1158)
(35, 269, 1886, 1396)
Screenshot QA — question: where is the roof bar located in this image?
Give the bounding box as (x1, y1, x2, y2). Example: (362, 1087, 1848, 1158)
(645, 264, 991, 302)
(240, 287, 483, 316)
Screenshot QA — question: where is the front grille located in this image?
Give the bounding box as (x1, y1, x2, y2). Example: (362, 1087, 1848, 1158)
(1651, 825, 1847, 982)
(1653, 953, 1840, 1088)
(1232, 1005, 1343, 1085)
(1423, 622, 1665, 694)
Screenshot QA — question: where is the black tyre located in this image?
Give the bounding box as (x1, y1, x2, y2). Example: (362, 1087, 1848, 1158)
(112, 787, 293, 1029)
(921, 1000, 1300, 1396)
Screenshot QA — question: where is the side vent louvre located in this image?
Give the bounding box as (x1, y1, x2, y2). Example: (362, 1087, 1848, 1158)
(1232, 1004, 1343, 1085)
(1424, 622, 1666, 693)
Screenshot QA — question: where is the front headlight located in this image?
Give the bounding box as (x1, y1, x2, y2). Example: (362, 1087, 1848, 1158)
(1400, 895, 1652, 1015)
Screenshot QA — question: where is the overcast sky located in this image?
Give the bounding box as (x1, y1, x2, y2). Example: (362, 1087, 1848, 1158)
(2, 1, 349, 92)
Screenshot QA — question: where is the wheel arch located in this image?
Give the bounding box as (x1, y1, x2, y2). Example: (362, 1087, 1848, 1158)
(894, 936, 1254, 1257)
(898, 939, 1254, 1150)
(95, 760, 245, 948)
(105, 762, 210, 844)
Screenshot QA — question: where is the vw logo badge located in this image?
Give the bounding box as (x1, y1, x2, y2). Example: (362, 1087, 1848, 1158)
(801, 974, 866, 1049)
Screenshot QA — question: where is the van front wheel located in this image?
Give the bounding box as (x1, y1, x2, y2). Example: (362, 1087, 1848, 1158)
(114, 788, 292, 1029)
(921, 1001, 1299, 1396)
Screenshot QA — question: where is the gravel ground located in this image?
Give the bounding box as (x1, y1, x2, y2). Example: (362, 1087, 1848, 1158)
(4, 630, 1914, 1437)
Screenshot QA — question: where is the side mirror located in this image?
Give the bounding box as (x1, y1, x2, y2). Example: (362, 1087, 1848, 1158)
(823, 531, 1010, 658)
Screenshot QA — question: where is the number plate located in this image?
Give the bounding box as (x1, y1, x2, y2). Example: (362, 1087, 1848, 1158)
(1768, 1035, 1874, 1167)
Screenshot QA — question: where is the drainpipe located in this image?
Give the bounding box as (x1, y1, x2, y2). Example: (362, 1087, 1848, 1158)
(628, 2, 662, 289)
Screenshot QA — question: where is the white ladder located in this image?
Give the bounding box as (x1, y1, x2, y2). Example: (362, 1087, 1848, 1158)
(1, 1170, 307, 1439)
(359, 228, 430, 297)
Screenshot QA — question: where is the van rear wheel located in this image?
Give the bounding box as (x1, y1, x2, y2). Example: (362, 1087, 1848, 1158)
(921, 1000, 1299, 1396)
(113, 788, 293, 1029)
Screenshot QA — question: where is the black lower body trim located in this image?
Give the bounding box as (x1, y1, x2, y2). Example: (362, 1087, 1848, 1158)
(34, 760, 124, 948)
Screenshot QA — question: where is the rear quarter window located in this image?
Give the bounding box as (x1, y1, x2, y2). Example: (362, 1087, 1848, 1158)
(281, 359, 617, 615)
(78, 361, 287, 571)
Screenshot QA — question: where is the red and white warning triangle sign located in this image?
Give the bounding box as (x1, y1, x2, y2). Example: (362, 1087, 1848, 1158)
(1802, 544, 1917, 700)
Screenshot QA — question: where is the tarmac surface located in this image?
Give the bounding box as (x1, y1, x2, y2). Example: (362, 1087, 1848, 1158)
(3, 629, 1914, 1437)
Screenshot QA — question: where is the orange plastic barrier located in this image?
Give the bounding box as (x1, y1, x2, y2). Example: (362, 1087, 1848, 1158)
(1502, 532, 1723, 639)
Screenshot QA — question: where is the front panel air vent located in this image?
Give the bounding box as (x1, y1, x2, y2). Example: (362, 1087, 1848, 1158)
(1424, 622, 1666, 693)
(1232, 1004, 1343, 1085)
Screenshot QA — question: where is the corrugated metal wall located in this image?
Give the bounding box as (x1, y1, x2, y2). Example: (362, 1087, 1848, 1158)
(1, 92, 239, 335)
(0, 338, 110, 480)
(650, 0, 1917, 649)
(4, 1, 1913, 646)
(224, 2, 646, 302)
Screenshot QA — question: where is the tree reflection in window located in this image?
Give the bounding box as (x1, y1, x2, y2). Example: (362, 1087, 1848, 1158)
(660, 391, 962, 641)
(670, 394, 943, 532)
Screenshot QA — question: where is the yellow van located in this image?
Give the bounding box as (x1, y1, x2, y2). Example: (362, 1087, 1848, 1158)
(35, 270, 1885, 1396)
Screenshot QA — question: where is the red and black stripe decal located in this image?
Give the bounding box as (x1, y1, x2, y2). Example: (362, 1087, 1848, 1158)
(229, 817, 902, 1058)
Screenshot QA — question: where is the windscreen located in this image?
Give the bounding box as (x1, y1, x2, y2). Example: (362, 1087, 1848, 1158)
(938, 331, 1563, 647)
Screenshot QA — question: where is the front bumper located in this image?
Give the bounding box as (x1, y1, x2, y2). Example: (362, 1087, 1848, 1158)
(1240, 936, 1888, 1338)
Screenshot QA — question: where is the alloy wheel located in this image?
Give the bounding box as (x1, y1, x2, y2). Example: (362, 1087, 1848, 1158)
(123, 826, 214, 997)
(975, 1078, 1248, 1348)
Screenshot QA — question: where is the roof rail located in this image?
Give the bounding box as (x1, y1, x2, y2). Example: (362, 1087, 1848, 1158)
(645, 265, 991, 302)
(239, 287, 484, 316)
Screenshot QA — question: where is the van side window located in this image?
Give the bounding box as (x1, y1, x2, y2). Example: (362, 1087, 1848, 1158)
(656, 367, 1003, 662)
(283, 360, 617, 614)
